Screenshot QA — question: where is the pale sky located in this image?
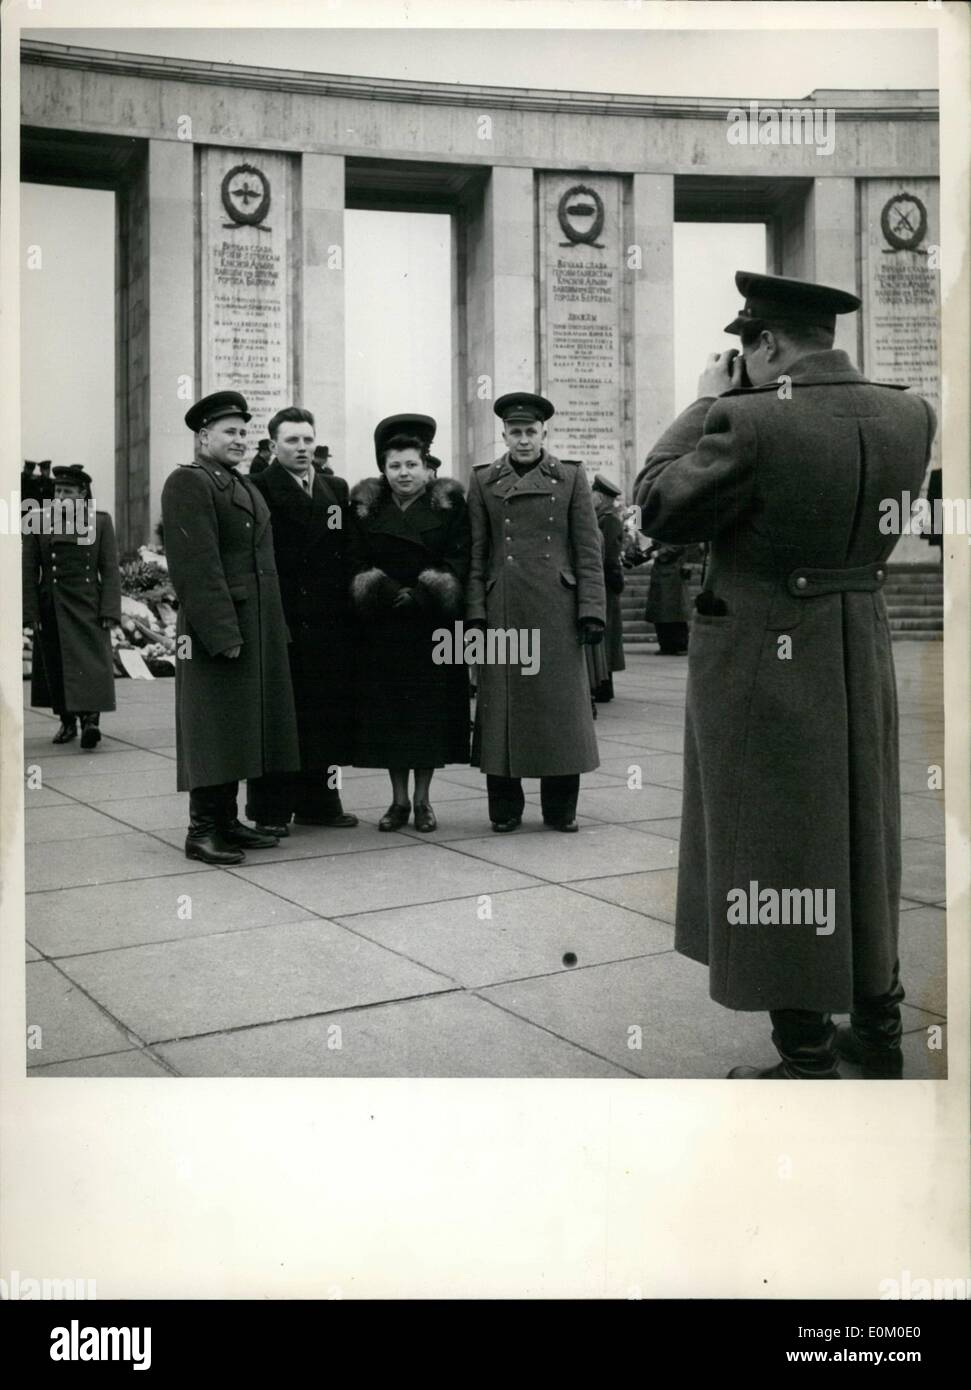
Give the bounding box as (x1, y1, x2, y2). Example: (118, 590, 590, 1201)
(33, 26, 938, 98)
(20, 25, 933, 510)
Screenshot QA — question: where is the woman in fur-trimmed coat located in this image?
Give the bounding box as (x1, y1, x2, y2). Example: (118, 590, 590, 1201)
(348, 416, 472, 832)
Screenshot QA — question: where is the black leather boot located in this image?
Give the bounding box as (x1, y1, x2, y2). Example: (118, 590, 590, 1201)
(835, 961, 905, 1078)
(729, 1010, 840, 1079)
(217, 783, 279, 848)
(186, 786, 245, 865)
(80, 712, 102, 750)
(52, 716, 77, 744)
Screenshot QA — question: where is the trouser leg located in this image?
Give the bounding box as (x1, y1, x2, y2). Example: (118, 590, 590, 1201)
(540, 774, 580, 825)
(768, 1009, 839, 1079)
(245, 772, 294, 826)
(291, 771, 345, 819)
(487, 775, 525, 823)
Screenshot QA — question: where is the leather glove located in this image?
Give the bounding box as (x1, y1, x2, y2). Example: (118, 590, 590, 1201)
(577, 618, 605, 646)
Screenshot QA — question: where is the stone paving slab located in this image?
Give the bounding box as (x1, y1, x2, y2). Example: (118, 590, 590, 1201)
(335, 884, 674, 988)
(38, 768, 179, 803)
(452, 823, 678, 882)
(900, 793, 945, 840)
(154, 991, 632, 1078)
(595, 752, 684, 783)
(25, 805, 127, 843)
(27, 828, 206, 895)
(27, 870, 311, 957)
(23, 735, 136, 759)
(38, 749, 177, 779)
(897, 905, 947, 1016)
(90, 792, 189, 831)
(29, 1048, 173, 1077)
(629, 817, 682, 841)
(557, 783, 684, 824)
(899, 837, 947, 904)
(57, 919, 455, 1043)
(26, 960, 135, 1065)
(26, 943, 42, 961)
(22, 785, 75, 809)
(478, 951, 770, 1079)
(27, 830, 208, 893)
(570, 869, 679, 923)
(235, 844, 541, 917)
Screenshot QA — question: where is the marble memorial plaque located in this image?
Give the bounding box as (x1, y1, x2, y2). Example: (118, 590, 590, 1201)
(200, 149, 294, 443)
(860, 178, 940, 468)
(539, 174, 628, 488)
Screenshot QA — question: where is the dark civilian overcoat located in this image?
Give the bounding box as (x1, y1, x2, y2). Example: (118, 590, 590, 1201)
(23, 509, 121, 712)
(644, 544, 690, 625)
(599, 508, 627, 673)
(466, 451, 605, 777)
(248, 461, 354, 769)
(161, 459, 300, 792)
(348, 475, 472, 769)
(637, 349, 936, 1012)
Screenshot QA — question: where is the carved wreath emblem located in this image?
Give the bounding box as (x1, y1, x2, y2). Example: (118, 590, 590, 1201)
(221, 164, 271, 228)
(557, 184, 605, 248)
(880, 193, 928, 253)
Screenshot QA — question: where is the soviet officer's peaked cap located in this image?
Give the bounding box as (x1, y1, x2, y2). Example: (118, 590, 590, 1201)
(592, 473, 622, 497)
(52, 465, 93, 489)
(494, 392, 555, 424)
(184, 391, 252, 432)
(724, 271, 862, 336)
(373, 414, 437, 464)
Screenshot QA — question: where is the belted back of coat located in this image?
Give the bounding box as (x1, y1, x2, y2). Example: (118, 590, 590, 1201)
(635, 350, 938, 1014)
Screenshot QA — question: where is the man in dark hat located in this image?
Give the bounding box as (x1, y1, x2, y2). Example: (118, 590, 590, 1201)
(248, 438, 272, 477)
(312, 444, 335, 477)
(161, 390, 300, 864)
(23, 465, 121, 748)
(466, 392, 605, 832)
(635, 271, 936, 1079)
(244, 406, 357, 835)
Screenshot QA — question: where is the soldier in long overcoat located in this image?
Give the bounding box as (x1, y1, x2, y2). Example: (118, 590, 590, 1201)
(23, 465, 121, 749)
(161, 391, 300, 865)
(466, 393, 606, 832)
(244, 407, 357, 835)
(637, 272, 936, 1079)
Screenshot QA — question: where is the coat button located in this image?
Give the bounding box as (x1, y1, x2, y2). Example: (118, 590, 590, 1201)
(795, 576, 808, 590)
(506, 555, 514, 562)
(875, 569, 885, 582)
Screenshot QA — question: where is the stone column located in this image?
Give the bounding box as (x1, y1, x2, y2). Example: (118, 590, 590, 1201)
(465, 166, 536, 474)
(300, 153, 346, 469)
(630, 174, 675, 492)
(146, 139, 195, 543)
(810, 177, 858, 358)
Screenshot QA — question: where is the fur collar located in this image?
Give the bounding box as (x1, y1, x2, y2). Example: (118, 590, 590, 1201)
(351, 474, 464, 521)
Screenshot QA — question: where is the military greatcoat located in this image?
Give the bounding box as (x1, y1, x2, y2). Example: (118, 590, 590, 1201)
(161, 459, 300, 792)
(466, 451, 605, 777)
(23, 509, 121, 712)
(637, 349, 936, 1013)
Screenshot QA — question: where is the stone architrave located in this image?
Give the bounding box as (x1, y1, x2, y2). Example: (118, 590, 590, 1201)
(200, 148, 294, 441)
(860, 179, 940, 465)
(538, 174, 628, 488)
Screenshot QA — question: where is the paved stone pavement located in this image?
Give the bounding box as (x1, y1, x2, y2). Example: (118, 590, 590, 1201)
(22, 644, 947, 1078)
